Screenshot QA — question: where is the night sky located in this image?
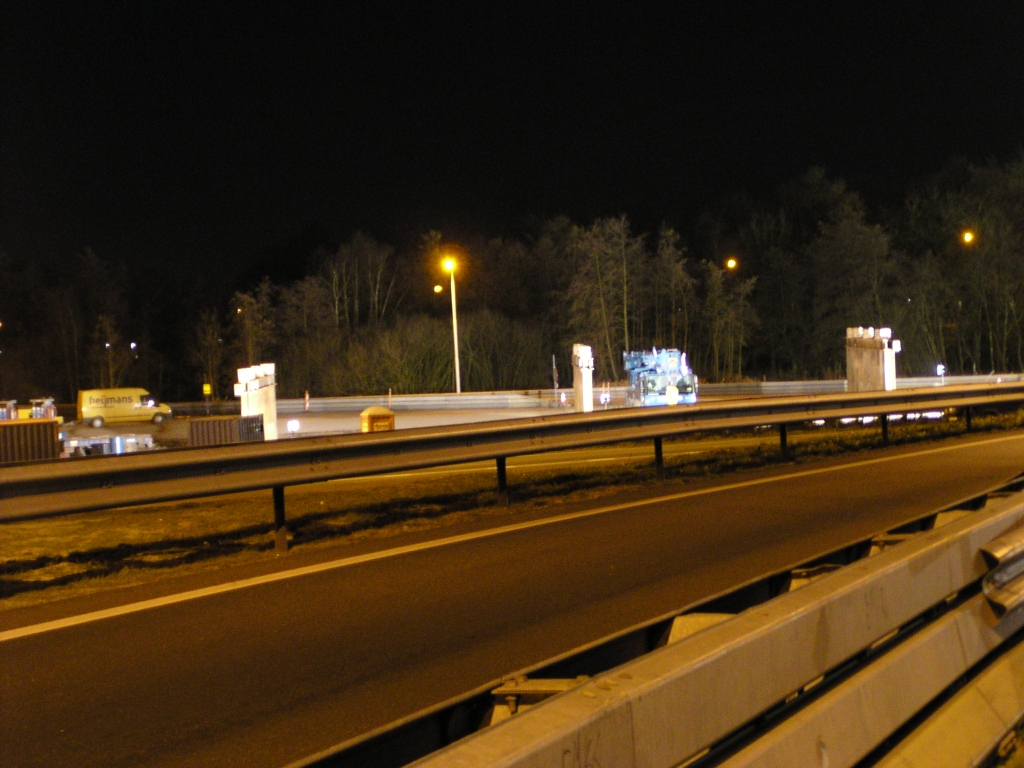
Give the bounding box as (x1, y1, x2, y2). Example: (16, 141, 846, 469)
(3, 3, 1023, 283)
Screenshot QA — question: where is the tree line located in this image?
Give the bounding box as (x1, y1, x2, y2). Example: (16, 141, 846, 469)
(2, 155, 1023, 402)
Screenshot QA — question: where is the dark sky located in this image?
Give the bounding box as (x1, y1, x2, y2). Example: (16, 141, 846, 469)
(3, 3, 1023, 280)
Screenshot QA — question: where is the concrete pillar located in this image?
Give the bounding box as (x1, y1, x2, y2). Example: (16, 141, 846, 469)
(572, 344, 594, 413)
(234, 363, 278, 440)
(846, 327, 901, 392)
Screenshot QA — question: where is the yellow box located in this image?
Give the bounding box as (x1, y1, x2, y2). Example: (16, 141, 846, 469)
(360, 406, 395, 433)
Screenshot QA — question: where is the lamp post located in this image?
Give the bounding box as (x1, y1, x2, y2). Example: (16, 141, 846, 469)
(442, 256, 461, 394)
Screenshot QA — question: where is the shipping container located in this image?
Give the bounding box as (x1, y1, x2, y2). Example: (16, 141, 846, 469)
(189, 415, 264, 446)
(0, 419, 61, 463)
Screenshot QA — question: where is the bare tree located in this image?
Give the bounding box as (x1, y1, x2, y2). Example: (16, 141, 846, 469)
(566, 216, 647, 380)
(192, 309, 225, 398)
(230, 279, 275, 368)
(321, 232, 400, 331)
(654, 226, 696, 350)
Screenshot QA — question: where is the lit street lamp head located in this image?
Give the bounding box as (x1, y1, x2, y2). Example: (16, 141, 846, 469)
(442, 256, 457, 273)
(962, 230, 975, 244)
(725, 257, 738, 270)
(433, 284, 443, 293)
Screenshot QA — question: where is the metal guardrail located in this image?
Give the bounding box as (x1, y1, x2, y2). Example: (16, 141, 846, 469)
(3, 382, 1024, 529)
(400, 476, 1024, 768)
(702, 373, 1024, 399)
(165, 374, 1024, 416)
(170, 391, 565, 416)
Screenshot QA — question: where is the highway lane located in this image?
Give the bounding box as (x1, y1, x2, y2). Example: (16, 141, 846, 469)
(3, 432, 1024, 767)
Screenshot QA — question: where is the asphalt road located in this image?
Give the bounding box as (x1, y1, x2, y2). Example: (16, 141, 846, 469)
(3, 432, 1024, 767)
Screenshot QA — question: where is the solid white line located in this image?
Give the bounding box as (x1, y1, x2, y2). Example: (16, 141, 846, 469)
(3, 432, 1023, 643)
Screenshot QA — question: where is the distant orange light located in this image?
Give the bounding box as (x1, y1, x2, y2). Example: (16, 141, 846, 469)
(433, 284, 443, 293)
(725, 257, 738, 270)
(962, 230, 975, 244)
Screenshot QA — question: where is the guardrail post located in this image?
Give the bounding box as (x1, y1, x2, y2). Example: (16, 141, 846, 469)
(965, 406, 972, 431)
(779, 424, 788, 458)
(496, 457, 508, 504)
(654, 437, 664, 477)
(881, 414, 889, 444)
(273, 486, 288, 553)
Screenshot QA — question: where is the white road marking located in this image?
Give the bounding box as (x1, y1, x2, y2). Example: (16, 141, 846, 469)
(3, 432, 1022, 643)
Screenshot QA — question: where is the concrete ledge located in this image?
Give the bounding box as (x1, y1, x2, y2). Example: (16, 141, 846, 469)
(411, 492, 1024, 768)
(875, 628, 1024, 768)
(719, 595, 1024, 768)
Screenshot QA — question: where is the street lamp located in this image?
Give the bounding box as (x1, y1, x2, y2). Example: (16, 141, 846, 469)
(442, 256, 461, 394)
(962, 230, 975, 245)
(725, 257, 738, 270)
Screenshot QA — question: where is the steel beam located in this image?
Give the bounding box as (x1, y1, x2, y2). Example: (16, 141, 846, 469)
(273, 485, 288, 553)
(496, 456, 508, 504)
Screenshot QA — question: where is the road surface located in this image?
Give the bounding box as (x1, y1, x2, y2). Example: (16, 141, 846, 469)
(3, 431, 1024, 767)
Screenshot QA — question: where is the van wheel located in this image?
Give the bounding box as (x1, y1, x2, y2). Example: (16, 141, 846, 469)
(152, 413, 165, 425)
(90, 417, 104, 428)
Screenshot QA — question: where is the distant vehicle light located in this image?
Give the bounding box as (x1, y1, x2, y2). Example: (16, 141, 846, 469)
(924, 411, 943, 419)
(287, 419, 300, 433)
(812, 419, 825, 426)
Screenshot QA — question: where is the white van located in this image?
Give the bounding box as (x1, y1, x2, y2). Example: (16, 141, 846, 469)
(77, 388, 172, 428)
